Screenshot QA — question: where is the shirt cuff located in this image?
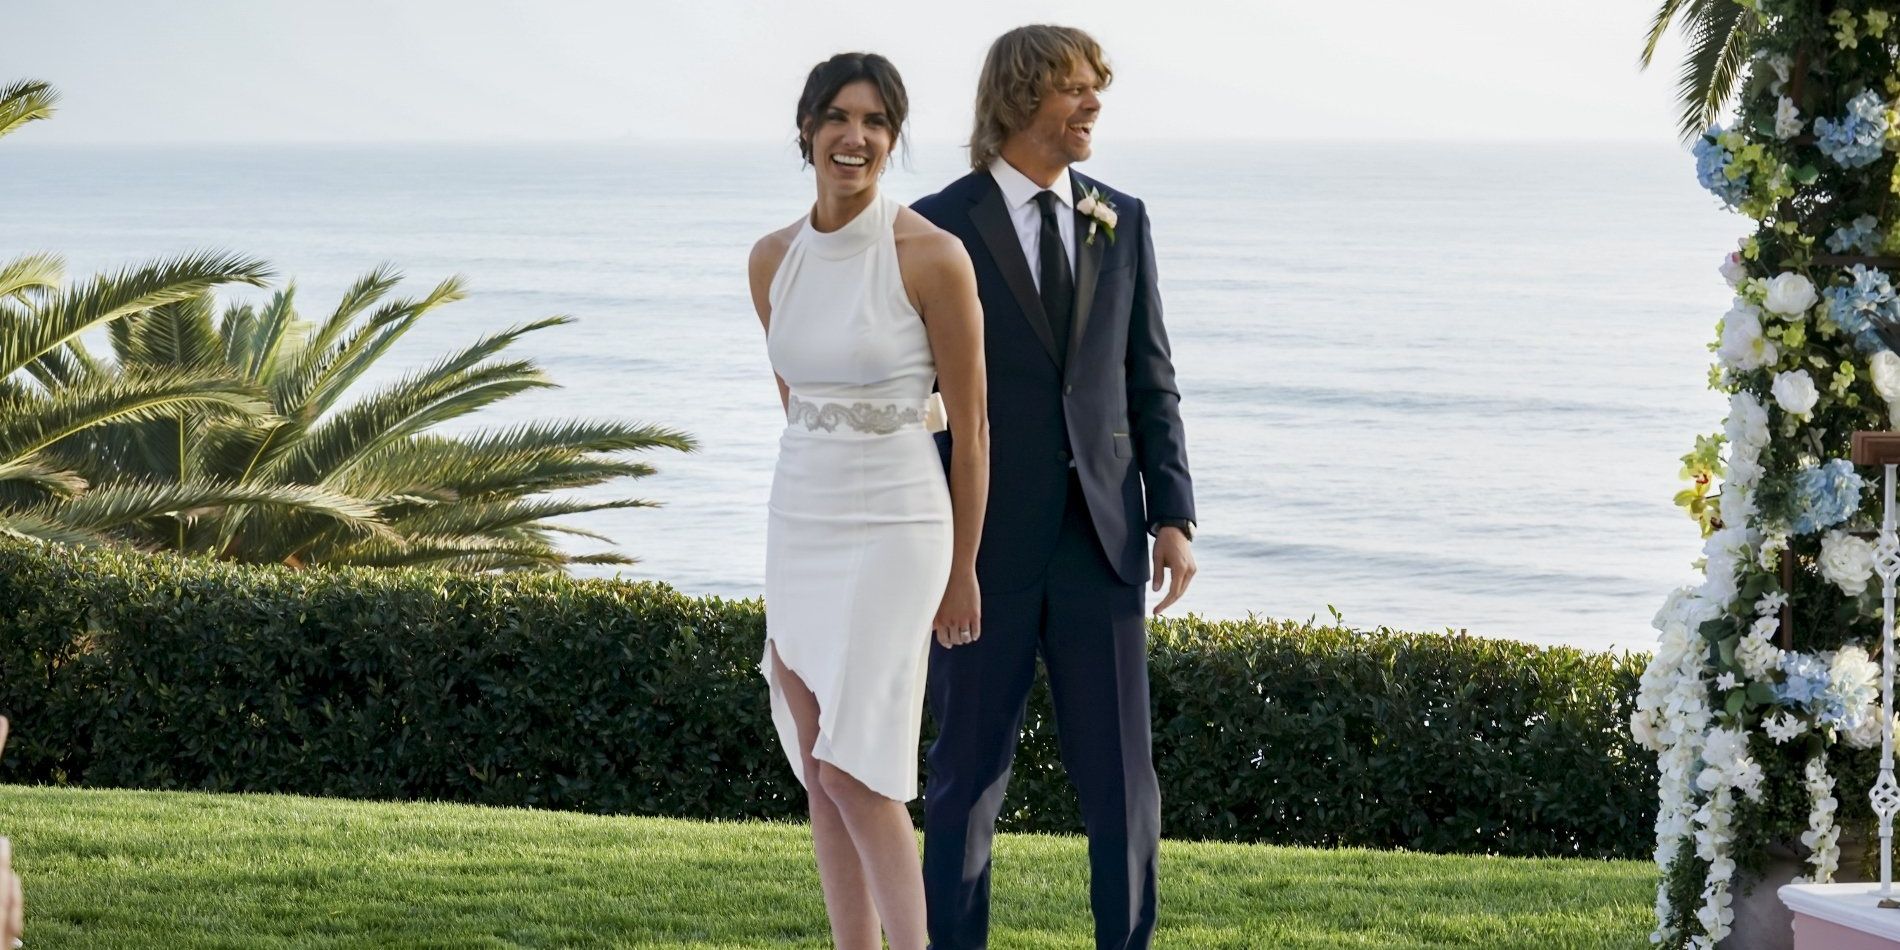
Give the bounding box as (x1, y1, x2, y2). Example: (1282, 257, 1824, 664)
(1149, 519, 1195, 541)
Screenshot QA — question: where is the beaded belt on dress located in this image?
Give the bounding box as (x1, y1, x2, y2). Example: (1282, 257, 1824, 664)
(786, 394, 927, 435)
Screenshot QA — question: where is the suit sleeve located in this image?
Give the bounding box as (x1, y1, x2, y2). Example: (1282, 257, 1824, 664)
(1125, 199, 1196, 528)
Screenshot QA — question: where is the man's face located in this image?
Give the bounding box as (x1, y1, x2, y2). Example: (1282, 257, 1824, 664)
(1018, 60, 1103, 167)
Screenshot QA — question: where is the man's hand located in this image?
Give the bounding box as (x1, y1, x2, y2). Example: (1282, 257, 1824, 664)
(1150, 526, 1196, 615)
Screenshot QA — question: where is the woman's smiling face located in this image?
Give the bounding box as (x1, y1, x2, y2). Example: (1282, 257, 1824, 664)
(808, 80, 894, 195)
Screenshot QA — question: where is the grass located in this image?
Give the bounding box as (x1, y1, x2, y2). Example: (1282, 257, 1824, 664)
(0, 785, 1656, 948)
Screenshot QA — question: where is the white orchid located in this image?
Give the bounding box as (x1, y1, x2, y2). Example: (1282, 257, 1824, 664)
(1775, 97, 1804, 140)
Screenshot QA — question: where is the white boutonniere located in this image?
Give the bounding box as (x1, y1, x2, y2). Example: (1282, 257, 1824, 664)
(1076, 186, 1118, 246)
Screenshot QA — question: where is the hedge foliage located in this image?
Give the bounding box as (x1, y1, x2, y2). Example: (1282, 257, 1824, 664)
(0, 539, 1656, 857)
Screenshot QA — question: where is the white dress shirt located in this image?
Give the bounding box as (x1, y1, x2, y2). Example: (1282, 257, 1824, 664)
(987, 157, 1077, 290)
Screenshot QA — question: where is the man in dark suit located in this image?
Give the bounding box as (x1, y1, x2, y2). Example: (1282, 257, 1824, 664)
(910, 24, 1197, 950)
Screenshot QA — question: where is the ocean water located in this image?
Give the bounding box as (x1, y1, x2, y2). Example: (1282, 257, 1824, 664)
(0, 140, 1741, 653)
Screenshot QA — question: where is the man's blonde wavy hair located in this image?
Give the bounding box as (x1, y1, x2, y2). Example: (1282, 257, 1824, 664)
(968, 25, 1113, 171)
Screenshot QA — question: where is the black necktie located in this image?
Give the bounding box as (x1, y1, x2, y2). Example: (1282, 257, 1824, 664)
(1034, 190, 1074, 360)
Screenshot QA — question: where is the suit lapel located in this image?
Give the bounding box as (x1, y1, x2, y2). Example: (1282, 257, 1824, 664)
(1068, 176, 1105, 371)
(969, 176, 1061, 368)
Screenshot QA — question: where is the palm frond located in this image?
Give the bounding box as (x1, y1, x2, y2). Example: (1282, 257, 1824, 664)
(340, 421, 691, 500)
(0, 510, 114, 547)
(0, 371, 272, 463)
(303, 265, 403, 358)
(4, 251, 272, 378)
(1673, 0, 1754, 141)
(16, 478, 386, 538)
(304, 277, 477, 418)
(538, 522, 618, 544)
(273, 360, 552, 486)
(242, 286, 304, 382)
(0, 252, 64, 302)
(1639, 0, 1697, 69)
(113, 295, 226, 372)
(0, 456, 89, 499)
(328, 534, 577, 571)
(390, 496, 658, 538)
(275, 274, 466, 417)
(0, 79, 58, 141)
(348, 448, 660, 502)
(446, 419, 697, 457)
(219, 301, 259, 368)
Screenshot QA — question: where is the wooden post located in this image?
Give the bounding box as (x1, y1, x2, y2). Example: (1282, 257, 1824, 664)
(1781, 548, 1796, 650)
(1853, 431, 1900, 466)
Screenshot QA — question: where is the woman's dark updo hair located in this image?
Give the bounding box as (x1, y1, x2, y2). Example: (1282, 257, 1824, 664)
(795, 52, 909, 166)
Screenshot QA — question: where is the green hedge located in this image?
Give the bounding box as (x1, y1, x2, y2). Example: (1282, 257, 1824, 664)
(0, 539, 1656, 857)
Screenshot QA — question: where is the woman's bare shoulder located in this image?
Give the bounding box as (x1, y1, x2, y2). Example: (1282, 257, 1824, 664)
(749, 217, 805, 277)
(892, 206, 969, 272)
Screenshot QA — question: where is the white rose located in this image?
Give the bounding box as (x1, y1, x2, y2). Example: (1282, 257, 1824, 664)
(1846, 711, 1897, 749)
(1763, 272, 1819, 315)
(1076, 195, 1097, 216)
(1775, 96, 1803, 140)
(1772, 369, 1819, 417)
(1717, 302, 1777, 371)
(1873, 350, 1900, 403)
(1819, 529, 1876, 593)
(1098, 206, 1118, 228)
(1721, 251, 1748, 287)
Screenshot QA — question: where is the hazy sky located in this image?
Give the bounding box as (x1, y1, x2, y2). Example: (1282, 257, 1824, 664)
(4, 0, 1692, 146)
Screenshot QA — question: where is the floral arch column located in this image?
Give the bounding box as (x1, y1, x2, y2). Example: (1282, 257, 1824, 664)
(1632, 3, 1900, 947)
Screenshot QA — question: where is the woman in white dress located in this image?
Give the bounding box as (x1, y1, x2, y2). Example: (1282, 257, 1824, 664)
(747, 53, 989, 950)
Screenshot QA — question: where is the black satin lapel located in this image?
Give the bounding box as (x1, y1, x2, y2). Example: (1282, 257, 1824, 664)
(1069, 210, 1104, 369)
(970, 183, 1060, 367)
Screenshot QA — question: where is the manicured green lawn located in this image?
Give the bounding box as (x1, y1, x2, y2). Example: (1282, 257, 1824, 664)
(0, 785, 1654, 948)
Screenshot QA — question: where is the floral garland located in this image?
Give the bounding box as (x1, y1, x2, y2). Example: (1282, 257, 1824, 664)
(1633, 3, 1900, 945)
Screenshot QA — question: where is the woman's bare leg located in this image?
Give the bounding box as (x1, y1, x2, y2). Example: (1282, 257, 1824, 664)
(817, 762, 928, 950)
(768, 642, 880, 949)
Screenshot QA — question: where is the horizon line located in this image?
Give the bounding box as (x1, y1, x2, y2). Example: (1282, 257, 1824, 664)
(3, 133, 1690, 150)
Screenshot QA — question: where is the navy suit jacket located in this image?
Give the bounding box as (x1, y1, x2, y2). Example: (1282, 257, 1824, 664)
(913, 169, 1194, 591)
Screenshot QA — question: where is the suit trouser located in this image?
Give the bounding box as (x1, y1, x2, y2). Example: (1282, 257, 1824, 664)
(923, 472, 1159, 950)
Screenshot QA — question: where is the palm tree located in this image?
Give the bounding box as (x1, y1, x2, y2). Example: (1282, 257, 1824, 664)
(3, 78, 695, 568)
(1, 80, 392, 547)
(0, 251, 404, 546)
(1641, 0, 1760, 142)
(38, 268, 695, 570)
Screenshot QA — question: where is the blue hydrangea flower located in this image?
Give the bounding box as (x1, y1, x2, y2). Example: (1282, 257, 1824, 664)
(1790, 458, 1865, 535)
(1815, 90, 1890, 169)
(1827, 214, 1881, 255)
(1777, 652, 1832, 706)
(1693, 128, 1749, 208)
(1823, 264, 1899, 352)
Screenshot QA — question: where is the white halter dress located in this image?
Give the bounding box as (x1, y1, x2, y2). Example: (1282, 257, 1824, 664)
(762, 192, 954, 802)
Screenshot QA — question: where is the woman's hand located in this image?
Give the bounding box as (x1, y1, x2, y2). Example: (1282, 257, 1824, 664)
(933, 569, 982, 649)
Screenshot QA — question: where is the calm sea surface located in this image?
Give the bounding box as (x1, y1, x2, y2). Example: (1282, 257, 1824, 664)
(0, 140, 1742, 653)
